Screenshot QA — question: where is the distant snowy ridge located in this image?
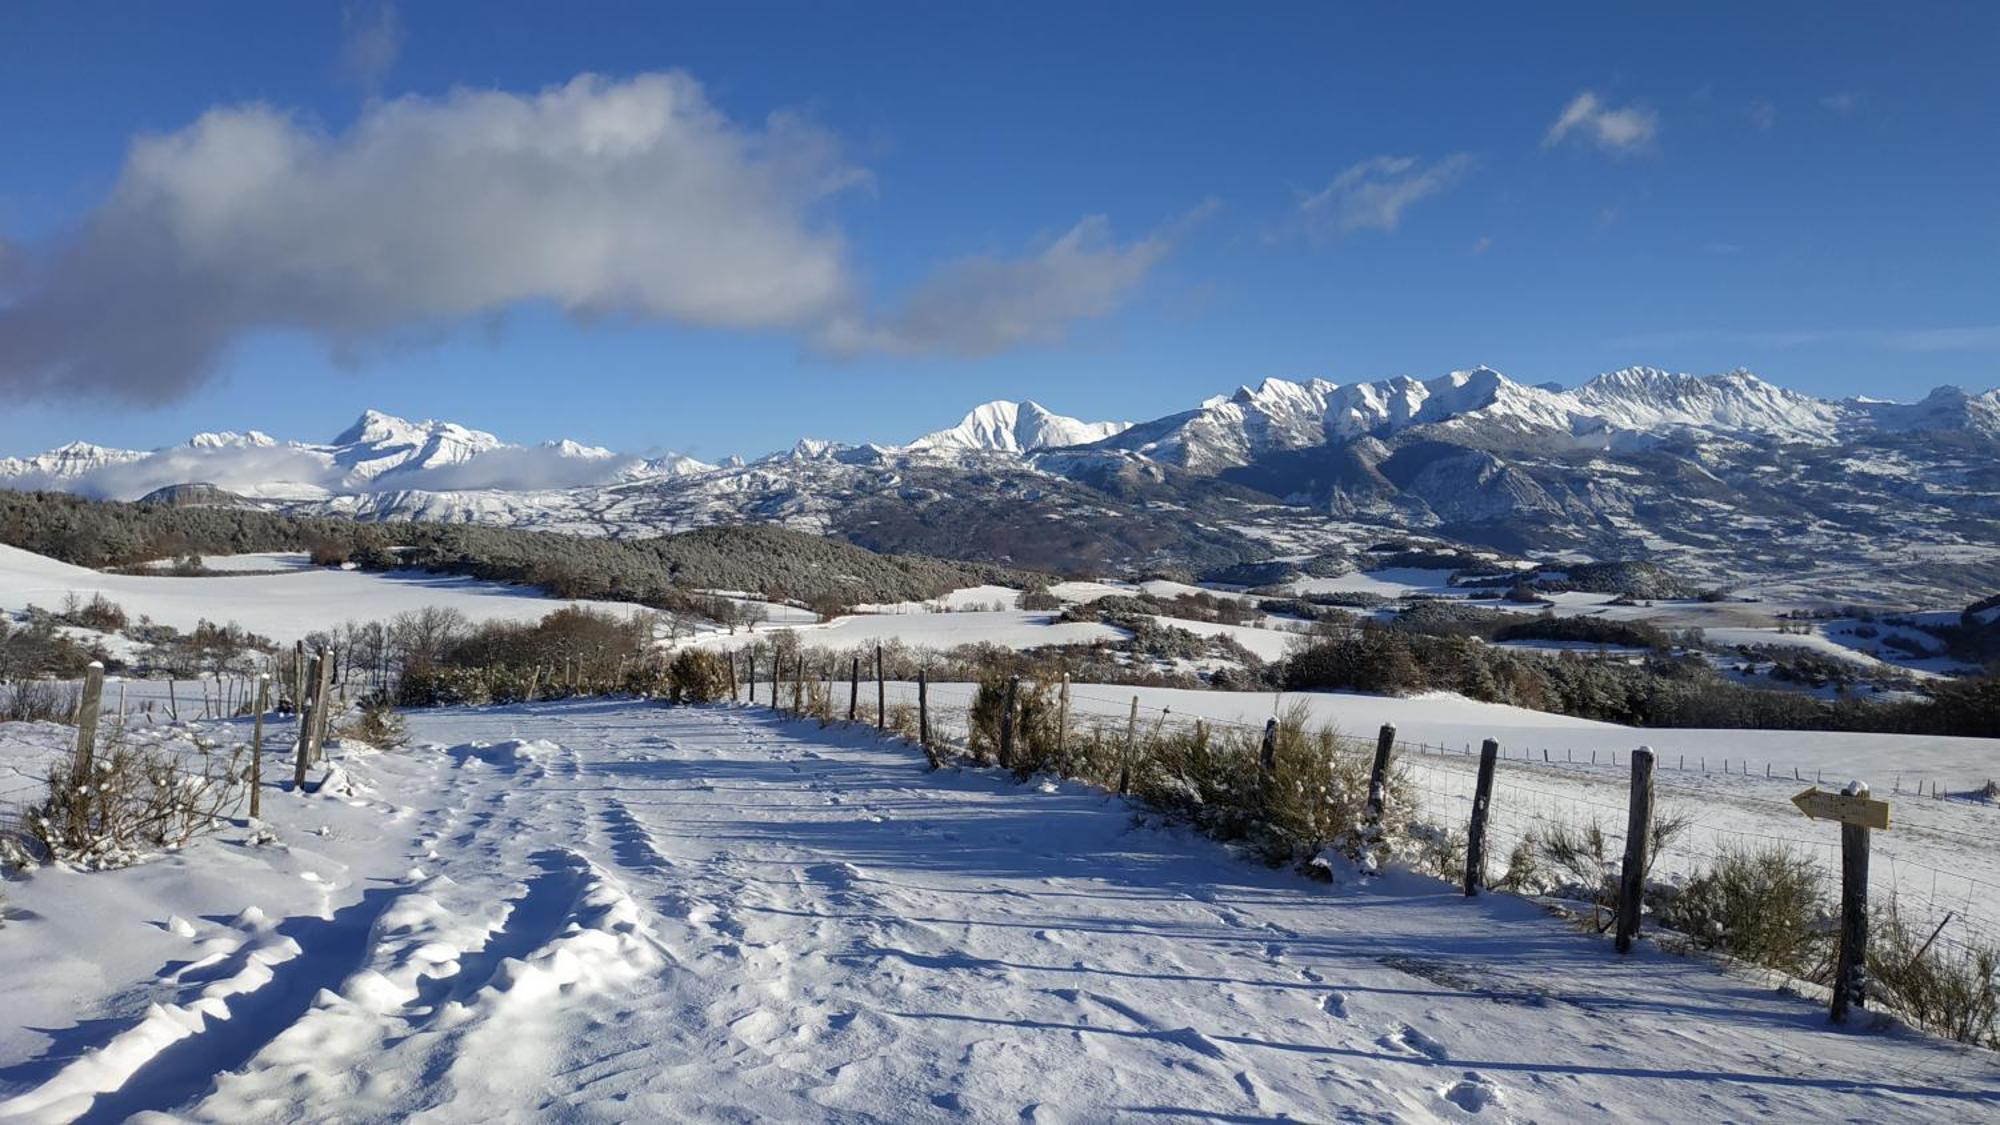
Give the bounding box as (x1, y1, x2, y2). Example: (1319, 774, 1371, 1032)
(0, 409, 714, 501)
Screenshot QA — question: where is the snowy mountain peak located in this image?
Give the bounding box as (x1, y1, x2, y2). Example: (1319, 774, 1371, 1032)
(910, 400, 1130, 454)
(542, 438, 617, 460)
(188, 430, 277, 450)
(1571, 366, 1843, 442)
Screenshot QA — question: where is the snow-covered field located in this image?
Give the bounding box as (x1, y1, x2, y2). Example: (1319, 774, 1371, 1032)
(862, 682, 2000, 947)
(1, 700, 1993, 1121)
(0, 545, 641, 644)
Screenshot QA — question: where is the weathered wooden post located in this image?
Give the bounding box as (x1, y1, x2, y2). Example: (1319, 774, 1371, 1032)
(1259, 718, 1278, 772)
(74, 662, 104, 775)
(1057, 673, 1071, 763)
(311, 648, 336, 765)
(250, 674, 269, 820)
(918, 669, 936, 767)
(875, 644, 886, 731)
(1791, 781, 1889, 1024)
(1118, 696, 1139, 796)
(167, 677, 179, 722)
(999, 676, 1020, 772)
(294, 651, 320, 788)
(1465, 738, 1500, 896)
(746, 651, 755, 704)
(849, 656, 860, 722)
(1615, 746, 1656, 953)
(793, 654, 805, 715)
(1366, 724, 1397, 826)
(1835, 798, 1871, 1023)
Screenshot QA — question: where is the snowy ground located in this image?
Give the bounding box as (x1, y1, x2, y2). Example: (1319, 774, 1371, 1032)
(853, 682, 2000, 945)
(2, 700, 1994, 1121)
(0, 545, 640, 646)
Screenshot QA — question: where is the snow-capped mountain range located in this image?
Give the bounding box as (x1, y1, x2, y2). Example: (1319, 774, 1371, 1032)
(3, 367, 1997, 603)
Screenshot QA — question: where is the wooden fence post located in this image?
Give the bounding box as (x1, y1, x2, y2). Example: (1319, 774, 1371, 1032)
(1832, 782, 1873, 1024)
(875, 644, 885, 731)
(1057, 673, 1071, 763)
(74, 662, 105, 775)
(918, 670, 936, 767)
(1118, 696, 1138, 796)
(1615, 746, 1656, 954)
(849, 656, 860, 722)
(1366, 723, 1396, 826)
(1465, 738, 1500, 896)
(294, 652, 320, 788)
(310, 648, 335, 765)
(1259, 718, 1278, 772)
(746, 651, 756, 704)
(793, 655, 805, 715)
(250, 674, 269, 820)
(999, 676, 1020, 772)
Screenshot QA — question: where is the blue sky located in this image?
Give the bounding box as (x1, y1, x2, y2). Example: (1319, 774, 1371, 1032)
(1, 2, 1995, 462)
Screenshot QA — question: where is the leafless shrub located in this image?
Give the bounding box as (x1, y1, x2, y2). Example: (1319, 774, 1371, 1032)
(25, 732, 245, 869)
(1868, 897, 2000, 1048)
(0, 678, 82, 724)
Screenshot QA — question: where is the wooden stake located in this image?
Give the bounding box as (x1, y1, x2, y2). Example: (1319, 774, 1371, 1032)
(1057, 673, 1071, 763)
(875, 644, 885, 731)
(1465, 738, 1499, 896)
(1615, 746, 1656, 954)
(1832, 782, 1873, 1024)
(1366, 724, 1396, 826)
(849, 656, 859, 722)
(999, 676, 1020, 772)
(294, 652, 319, 788)
(250, 674, 269, 820)
(74, 662, 104, 776)
(1118, 696, 1138, 796)
(747, 651, 756, 704)
(918, 670, 934, 766)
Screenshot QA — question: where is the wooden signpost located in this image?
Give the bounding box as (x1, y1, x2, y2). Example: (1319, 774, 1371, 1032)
(1794, 783, 1890, 1024)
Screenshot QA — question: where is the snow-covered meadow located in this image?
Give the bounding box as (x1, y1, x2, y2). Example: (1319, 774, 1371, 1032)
(1, 701, 1994, 1121)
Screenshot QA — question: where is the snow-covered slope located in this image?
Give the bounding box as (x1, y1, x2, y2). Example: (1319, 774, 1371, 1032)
(0, 701, 1988, 1120)
(1569, 366, 1848, 442)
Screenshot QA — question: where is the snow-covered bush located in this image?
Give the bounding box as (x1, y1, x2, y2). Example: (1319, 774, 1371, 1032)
(25, 733, 245, 869)
(1663, 844, 1830, 976)
(336, 698, 407, 750)
(668, 650, 732, 704)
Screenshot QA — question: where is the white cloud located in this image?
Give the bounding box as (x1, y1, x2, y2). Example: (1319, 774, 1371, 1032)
(819, 215, 1175, 357)
(0, 70, 1177, 402)
(1543, 91, 1658, 154)
(1300, 154, 1474, 236)
(339, 1, 404, 94)
(1820, 91, 1860, 114)
(1748, 100, 1777, 131)
(0, 73, 863, 403)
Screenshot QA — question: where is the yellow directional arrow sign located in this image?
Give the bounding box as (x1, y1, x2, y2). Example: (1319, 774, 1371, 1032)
(1792, 787, 1890, 831)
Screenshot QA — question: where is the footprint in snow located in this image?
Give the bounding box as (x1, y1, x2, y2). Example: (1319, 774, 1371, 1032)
(1321, 991, 1348, 1019)
(1381, 1025, 1450, 1061)
(1440, 1071, 1502, 1114)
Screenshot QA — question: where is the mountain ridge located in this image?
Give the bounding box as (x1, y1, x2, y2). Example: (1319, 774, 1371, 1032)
(2, 368, 1996, 603)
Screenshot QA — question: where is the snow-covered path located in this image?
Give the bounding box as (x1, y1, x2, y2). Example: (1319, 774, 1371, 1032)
(3, 701, 1995, 1122)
